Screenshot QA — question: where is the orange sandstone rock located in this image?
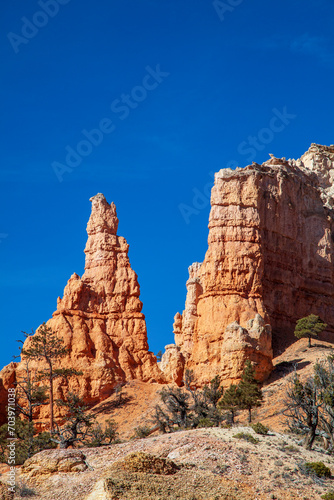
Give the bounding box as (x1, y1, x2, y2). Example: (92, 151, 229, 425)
(159, 345, 185, 386)
(167, 144, 334, 386)
(0, 194, 164, 425)
(0, 362, 17, 423)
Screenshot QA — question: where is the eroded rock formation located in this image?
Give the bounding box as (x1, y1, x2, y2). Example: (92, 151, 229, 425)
(21, 450, 88, 478)
(162, 144, 334, 385)
(0, 194, 163, 425)
(158, 345, 185, 386)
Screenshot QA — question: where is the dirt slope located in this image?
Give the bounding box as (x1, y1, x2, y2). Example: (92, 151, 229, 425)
(90, 338, 334, 439)
(3, 425, 334, 500)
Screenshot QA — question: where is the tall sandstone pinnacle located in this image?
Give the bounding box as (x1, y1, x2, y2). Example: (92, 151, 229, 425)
(0, 194, 164, 425)
(160, 144, 334, 386)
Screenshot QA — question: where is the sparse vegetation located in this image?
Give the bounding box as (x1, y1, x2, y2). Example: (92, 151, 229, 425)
(283, 444, 300, 453)
(322, 491, 334, 500)
(197, 417, 215, 428)
(251, 422, 269, 435)
(285, 355, 334, 450)
(305, 461, 331, 478)
(151, 370, 225, 432)
(86, 419, 118, 447)
(114, 383, 124, 407)
(16, 481, 36, 497)
(52, 392, 118, 448)
(232, 432, 259, 444)
(134, 425, 151, 438)
(152, 385, 192, 432)
(0, 418, 56, 465)
(153, 363, 265, 432)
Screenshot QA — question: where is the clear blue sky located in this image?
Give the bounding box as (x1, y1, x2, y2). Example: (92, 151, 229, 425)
(1, 0, 334, 369)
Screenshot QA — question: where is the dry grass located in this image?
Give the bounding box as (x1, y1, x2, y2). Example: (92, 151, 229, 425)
(104, 469, 252, 500)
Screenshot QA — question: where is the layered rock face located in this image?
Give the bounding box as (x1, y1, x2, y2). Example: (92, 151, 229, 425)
(161, 144, 334, 385)
(0, 194, 163, 424)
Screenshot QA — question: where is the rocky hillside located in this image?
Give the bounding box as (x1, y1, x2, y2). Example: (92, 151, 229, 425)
(2, 423, 334, 500)
(2, 338, 334, 500)
(76, 337, 334, 441)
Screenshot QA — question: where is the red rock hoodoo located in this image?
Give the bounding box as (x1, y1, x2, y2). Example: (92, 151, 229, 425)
(160, 144, 334, 386)
(0, 194, 164, 424)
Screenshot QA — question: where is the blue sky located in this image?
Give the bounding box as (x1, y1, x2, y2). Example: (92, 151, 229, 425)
(1, 0, 334, 369)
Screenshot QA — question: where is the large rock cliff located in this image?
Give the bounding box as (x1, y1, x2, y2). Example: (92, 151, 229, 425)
(161, 144, 334, 386)
(0, 194, 164, 425)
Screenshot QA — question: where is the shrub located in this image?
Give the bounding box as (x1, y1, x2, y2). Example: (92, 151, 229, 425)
(305, 462, 331, 478)
(197, 418, 215, 428)
(283, 444, 299, 453)
(322, 492, 334, 500)
(251, 422, 269, 435)
(86, 419, 118, 447)
(134, 426, 151, 439)
(0, 420, 56, 465)
(113, 452, 180, 475)
(17, 482, 36, 497)
(232, 432, 259, 444)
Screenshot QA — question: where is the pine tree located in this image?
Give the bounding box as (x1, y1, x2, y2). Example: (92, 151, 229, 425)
(14, 359, 48, 422)
(201, 375, 224, 426)
(238, 360, 263, 423)
(284, 372, 321, 450)
(202, 375, 224, 408)
(218, 384, 241, 424)
(294, 314, 327, 348)
(53, 392, 95, 448)
(53, 393, 118, 448)
(160, 386, 191, 429)
(20, 323, 82, 432)
(0, 419, 56, 465)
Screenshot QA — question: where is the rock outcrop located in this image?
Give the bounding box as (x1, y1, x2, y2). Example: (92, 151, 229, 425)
(0, 194, 163, 425)
(21, 450, 88, 478)
(158, 345, 185, 386)
(163, 144, 334, 385)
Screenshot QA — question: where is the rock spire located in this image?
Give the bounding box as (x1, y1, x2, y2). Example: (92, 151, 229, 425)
(0, 194, 163, 425)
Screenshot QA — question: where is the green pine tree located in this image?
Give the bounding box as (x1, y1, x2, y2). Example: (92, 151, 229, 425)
(238, 360, 263, 423)
(0, 419, 56, 465)
(218, 384, 241, 424)
(14, 358, 48, 422)
(20, 323, 82, 432)
(294, 314, 327, 348)
(52, 393, 118, 448)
